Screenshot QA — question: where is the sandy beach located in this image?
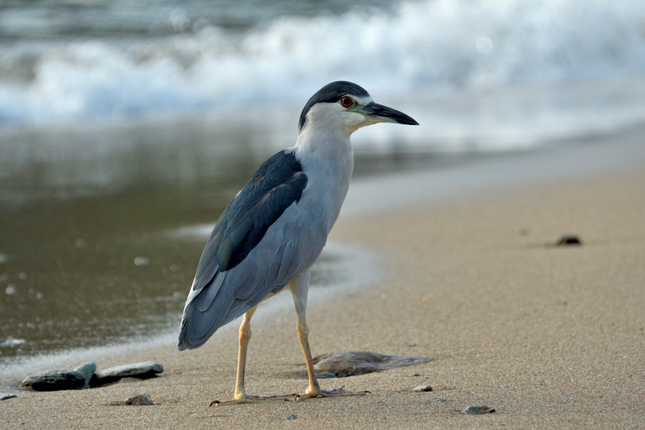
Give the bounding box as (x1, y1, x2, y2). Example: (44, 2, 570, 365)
(2, 133, 644, 429)
(2, 1, 645, 428)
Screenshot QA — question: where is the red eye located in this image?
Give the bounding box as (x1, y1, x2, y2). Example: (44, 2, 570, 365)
(340, 96, 353, 107)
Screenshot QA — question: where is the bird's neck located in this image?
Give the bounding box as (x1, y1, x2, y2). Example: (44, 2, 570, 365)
(294, 124, 354, 180)
(294, 124, 355, 232)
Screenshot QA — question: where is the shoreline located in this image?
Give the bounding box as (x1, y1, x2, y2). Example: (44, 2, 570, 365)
(2, 133, 644, 428)
(0, 241, 379, 389)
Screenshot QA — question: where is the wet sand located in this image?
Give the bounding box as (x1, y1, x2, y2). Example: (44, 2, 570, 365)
(2, 135, 645, 428)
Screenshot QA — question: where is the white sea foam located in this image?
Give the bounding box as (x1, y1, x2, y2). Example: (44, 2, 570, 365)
(1, 0, 645, 127)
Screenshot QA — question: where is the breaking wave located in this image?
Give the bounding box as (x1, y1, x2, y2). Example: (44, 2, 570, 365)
(1, 0, 645, 125)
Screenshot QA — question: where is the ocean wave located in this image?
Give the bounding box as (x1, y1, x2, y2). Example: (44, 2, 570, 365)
(1, 0, 645, 125)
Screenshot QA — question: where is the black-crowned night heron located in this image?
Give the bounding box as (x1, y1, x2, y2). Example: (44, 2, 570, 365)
(178, 81, 418, 405)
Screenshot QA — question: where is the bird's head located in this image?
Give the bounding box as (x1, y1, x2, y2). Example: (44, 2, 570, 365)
(298, 81, 419, 138)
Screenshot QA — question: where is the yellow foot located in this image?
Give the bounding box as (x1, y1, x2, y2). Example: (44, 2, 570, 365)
(297, 386, 371, 400)
(210, 393, 298, 406)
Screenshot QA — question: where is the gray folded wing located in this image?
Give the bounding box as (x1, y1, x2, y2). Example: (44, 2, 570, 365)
(178, 150, 325, 350)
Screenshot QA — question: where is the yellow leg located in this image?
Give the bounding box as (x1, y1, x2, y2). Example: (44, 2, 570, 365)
(210, 306, 297, 406)
(233, 306, 255, 400)
(290, 270, 369, 400)
(295, 303, 323, 396)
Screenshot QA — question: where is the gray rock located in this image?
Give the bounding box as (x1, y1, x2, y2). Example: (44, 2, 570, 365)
(461, 405, 495, 414)
(124, 393, 153, 406)
(21, 370, 85, 391)
(413, 385, 433, 392)
(1, 393, 17, 400)
(285, 414, 297, 420)
(73, 362, 96, 389)
(312, 351, 432, 377)
(92, 361, 163, 387)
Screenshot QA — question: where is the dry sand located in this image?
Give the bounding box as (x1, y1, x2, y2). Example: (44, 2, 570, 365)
(2, 138, 644, 429)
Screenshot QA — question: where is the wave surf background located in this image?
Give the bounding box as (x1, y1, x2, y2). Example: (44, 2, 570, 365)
(2, 0, 645, 138)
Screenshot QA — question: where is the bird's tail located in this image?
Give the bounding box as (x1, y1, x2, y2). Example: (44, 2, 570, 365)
(177, 273, 231, 351)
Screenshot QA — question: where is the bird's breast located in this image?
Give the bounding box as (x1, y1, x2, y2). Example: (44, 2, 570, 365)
(298, 159, 353, 235)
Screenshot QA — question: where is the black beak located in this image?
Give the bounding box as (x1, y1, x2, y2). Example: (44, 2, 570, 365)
(361, 102, 419, 125)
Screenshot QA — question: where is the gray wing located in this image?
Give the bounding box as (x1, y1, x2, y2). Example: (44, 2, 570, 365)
(178, 150, 325, 350)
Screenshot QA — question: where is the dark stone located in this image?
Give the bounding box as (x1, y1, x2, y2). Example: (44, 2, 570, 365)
(312, 351, 432, 378)
(124, 393, 153, 406)
(555, 235, 582, 246)
(1, 394, 17, 400)
(285, 414, 297, 420)
(21, 370, 85, 391)
(91, 361, 163, 387)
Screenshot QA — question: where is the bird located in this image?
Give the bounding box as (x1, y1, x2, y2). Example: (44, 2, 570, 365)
(178, 81, 418, 405)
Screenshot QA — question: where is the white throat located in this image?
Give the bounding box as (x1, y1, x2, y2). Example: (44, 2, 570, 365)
(293, 103, 357, 233)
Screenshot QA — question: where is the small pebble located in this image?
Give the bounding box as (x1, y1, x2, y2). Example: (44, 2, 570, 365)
(555, 234, 582, 246)
(124, 393, 153, 406)
(285, 414, 297, 420)
(1, 394, 17, 400)
(413, 385, 433, 392)
(461, 405, 495, 414)
(410, 373, 420, 377)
